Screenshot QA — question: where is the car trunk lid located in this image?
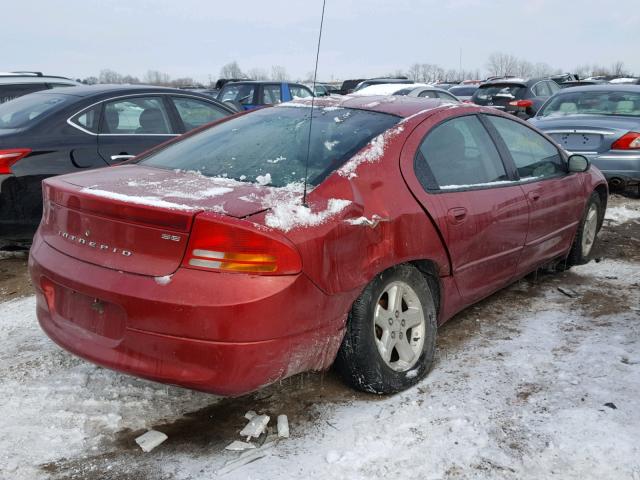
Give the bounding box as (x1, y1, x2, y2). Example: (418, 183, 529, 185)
(40, 165, 273, 276)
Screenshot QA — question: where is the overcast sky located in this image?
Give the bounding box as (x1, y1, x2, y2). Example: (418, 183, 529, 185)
(4, 0, 639, 83)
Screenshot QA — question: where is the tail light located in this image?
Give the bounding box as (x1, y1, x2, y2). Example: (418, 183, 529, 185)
(182, 213, 302, 275)
(611, 132, 640, 150)
(0, 148, 31, 174)
(509, 100, 533, 108)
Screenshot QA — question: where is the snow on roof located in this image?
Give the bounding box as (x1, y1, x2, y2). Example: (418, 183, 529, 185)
(350, 83, 425, 96)
(609, 77, 639, 84)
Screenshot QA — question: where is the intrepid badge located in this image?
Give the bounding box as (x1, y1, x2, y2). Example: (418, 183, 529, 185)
(58, 230, 133, 256)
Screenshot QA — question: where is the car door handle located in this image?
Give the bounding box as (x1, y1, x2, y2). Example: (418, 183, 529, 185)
(110, 154, 135, 161)
(447, 207, 468, 224)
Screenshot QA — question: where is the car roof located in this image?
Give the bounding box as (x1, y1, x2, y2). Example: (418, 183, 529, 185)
(285, 95, 455, 118)
(556, 84, 640, 94)
(0, 74, 79, 85)
(223, 80, 294, 86)
(480, 78, 546, 87)
(40, 84, 219, 97)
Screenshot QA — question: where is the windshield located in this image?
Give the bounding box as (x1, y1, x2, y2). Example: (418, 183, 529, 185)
(538, 91, 640, 118)
(473, 84, 525, 101)
(0, 92, 74, 128)
(140, 105, 400, 187)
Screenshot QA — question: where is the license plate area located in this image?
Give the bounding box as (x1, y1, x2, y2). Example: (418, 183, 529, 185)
(551, 133, 601, 150)
(42, 277, 126, 340)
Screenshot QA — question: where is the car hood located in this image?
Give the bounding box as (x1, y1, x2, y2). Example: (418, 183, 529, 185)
(529, 115, 640, 131)
(59, 164, 279, 218)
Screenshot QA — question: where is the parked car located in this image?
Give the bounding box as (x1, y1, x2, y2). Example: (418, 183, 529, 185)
(0, 84, 235, 244)
(351, 84, 460, 103)
(338, 78, 366, 95)
(29, 95, 607, 396)
(529, 85, 640, 190)
(0, 72, 80, 104)
(559, 80, 601, 89)
(397, 86, 461, 102)
(217, 81, 313, 110)
(471, 78, 561, 119)
(447, 85, 479, 102)
(353, 77, 412, 92)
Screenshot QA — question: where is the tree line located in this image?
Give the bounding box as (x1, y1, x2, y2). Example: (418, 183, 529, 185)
(77, 53, 634, 87)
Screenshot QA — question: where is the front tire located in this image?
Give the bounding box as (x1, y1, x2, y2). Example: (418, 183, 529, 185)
(567, 192, 602, 266)
(334, 264, 437, 394)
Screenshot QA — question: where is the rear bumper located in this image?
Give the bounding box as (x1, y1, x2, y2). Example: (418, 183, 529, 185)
(29, 235, 352, 395)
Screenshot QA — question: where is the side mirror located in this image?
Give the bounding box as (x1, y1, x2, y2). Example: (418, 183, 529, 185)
(568, 154, 590, 173)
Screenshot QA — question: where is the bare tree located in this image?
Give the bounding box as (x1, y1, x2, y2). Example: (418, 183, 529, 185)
(486, 52, 519, 77)
(98, 69, 123, 84)
(247, 68, 269, 80)
(407, 63, 421, 82)
(144, 70, 171, 85)
(121, 75, 140, 84)
(220, 61, 243, 79)
(170, 77, 198, 87)
(611, 61, 627, 77)
(271, 65, 288, 81)
(531, 62, 554, 78)
(82, 76, 99, 85)
(574, 64, 592, 79)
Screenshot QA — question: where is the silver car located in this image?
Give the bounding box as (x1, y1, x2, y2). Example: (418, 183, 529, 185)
(529, 85, 640, 189)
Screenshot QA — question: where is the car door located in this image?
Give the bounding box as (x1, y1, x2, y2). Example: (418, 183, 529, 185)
(97, 96, 179, 164)
(483, 114, 585, 273)
(401, 111, 529, 304)
(169, 96, 230, 132)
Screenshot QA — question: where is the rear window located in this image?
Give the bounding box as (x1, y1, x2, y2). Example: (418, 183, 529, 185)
(538, 90, 640, 118)
(473, 84, 525, 101)
(0, 83, 49, 104)
(0, 92, 73, 128)
(449, 86, 477, 96)
(140, 105, 400, 187)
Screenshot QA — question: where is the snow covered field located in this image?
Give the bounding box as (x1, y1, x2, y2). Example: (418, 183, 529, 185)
(1, 196, 639, 479)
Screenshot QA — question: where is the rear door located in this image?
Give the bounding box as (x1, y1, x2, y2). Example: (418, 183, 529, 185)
(401, 111, 529, 304)
(484, 114, 584, 273)
(97, 95, 179, 164)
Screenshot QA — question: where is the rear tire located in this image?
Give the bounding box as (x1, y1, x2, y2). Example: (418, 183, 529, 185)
(335, 264, 437, 394)
(566, 192, 602, 267)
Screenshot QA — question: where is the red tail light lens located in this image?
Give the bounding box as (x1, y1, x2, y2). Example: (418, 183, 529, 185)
(183, 213, 302, 275)
(611, 132, 640, 150)
(0, 148, 31, 174)
(508, 100, 533, 108)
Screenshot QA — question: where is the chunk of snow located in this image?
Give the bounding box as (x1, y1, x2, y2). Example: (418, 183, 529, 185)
(277, 415, 289, 438)
(154, 275, 172, 286)
(267, 156, 286, 164)
(324, 140, 339, 151)
(325, 450, 341, 464)
(80, 189, 197, 211)
(256, 173, 272, 186)
(225, 440, 256, 451)
(605, 205, 640, 224)
(244, 410, 257, 420)
(338, 125, 404, 179)
(135, 430, 167, 452)
(240, 414, 270, 439)
(265, 197, 351, 232)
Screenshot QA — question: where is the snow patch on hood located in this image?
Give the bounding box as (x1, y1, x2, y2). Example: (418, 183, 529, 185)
(338, 124, 405, 179)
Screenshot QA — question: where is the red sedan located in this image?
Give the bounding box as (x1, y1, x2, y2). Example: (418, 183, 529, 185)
(29, 95, 608, 395)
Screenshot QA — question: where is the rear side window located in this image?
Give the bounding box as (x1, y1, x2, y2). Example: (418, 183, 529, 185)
(261, 84, 282, 104)
(0, 83, 48, 104)
(101, 97, 173, 134)
(532, 82, 551, 97)
(0, 92, 73, 128)
(172, 96, 228, 131)
(141, 106, 400, 187)
(70, 104, 101, 133)
(418, 90, 438, 98)
(218, 84, 256, 105)
(416, 115, 508, 190)
(486, 115, 564, 179)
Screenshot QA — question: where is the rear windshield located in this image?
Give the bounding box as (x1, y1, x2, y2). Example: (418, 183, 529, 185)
(140, 105, 400, 187)
(473, 84, 525, 101)
(538, 90, 640, 118)
(449, 86, 477, 96)
(0, 92, 74, 128)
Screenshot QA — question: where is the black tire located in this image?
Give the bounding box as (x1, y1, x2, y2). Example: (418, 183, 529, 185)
(566, 192, 602, 267)
(334, 264, 437, 394)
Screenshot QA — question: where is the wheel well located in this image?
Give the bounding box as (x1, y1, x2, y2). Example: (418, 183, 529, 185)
(410, 260, 442, 317)
(594, 184, 608, 228)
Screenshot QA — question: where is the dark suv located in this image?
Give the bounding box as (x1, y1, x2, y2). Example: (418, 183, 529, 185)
(0, 72, 80, 104)
(471, 78, 560, 119)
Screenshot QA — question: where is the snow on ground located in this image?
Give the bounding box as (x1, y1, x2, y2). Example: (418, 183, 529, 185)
(1, 196, 639, 479)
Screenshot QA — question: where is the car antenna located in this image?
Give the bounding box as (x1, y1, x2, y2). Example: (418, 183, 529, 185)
(302, 0, 327, 206)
